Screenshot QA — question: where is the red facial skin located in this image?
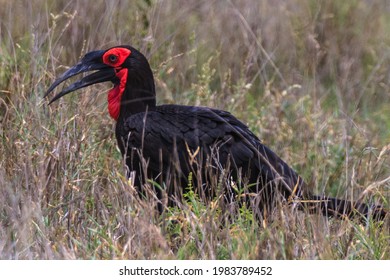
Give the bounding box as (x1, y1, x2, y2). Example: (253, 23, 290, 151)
(102, 48, 131, 120)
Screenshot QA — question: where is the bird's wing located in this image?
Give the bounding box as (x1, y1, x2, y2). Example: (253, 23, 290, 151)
(119, 105, 302, 195)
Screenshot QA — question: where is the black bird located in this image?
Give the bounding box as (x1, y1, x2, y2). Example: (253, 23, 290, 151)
(45, 45, 386, 221)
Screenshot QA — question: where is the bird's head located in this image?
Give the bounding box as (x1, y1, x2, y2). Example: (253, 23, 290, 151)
(45, 45, 156, 120)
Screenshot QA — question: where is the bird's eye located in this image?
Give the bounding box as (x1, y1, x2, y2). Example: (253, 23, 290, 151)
(108, 54, 118, 63)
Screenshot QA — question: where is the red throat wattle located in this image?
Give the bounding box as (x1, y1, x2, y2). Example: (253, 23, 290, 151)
(108, 68, 128, 120)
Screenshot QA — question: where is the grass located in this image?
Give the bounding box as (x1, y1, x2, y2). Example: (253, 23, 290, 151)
(0, 0, 389, 259)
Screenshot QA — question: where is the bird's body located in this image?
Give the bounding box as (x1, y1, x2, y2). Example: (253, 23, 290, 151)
(116, 103, 302, 212)
(45, 45, 387, 221)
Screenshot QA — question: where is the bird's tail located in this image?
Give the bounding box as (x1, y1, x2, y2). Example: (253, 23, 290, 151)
(299, 194, 387, 221)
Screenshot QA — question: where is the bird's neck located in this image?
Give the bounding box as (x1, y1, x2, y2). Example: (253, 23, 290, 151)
(117, 74, 156, 121)
(108, 69, 156, 121)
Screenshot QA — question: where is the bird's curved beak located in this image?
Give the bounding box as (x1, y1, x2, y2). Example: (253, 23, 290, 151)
(44, 50, 116, 104)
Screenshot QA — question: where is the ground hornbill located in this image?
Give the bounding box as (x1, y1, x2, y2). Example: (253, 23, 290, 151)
(45, 45, 387, 221)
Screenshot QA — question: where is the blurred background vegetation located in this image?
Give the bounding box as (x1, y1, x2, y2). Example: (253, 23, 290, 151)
(0, 0, 389, 259)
